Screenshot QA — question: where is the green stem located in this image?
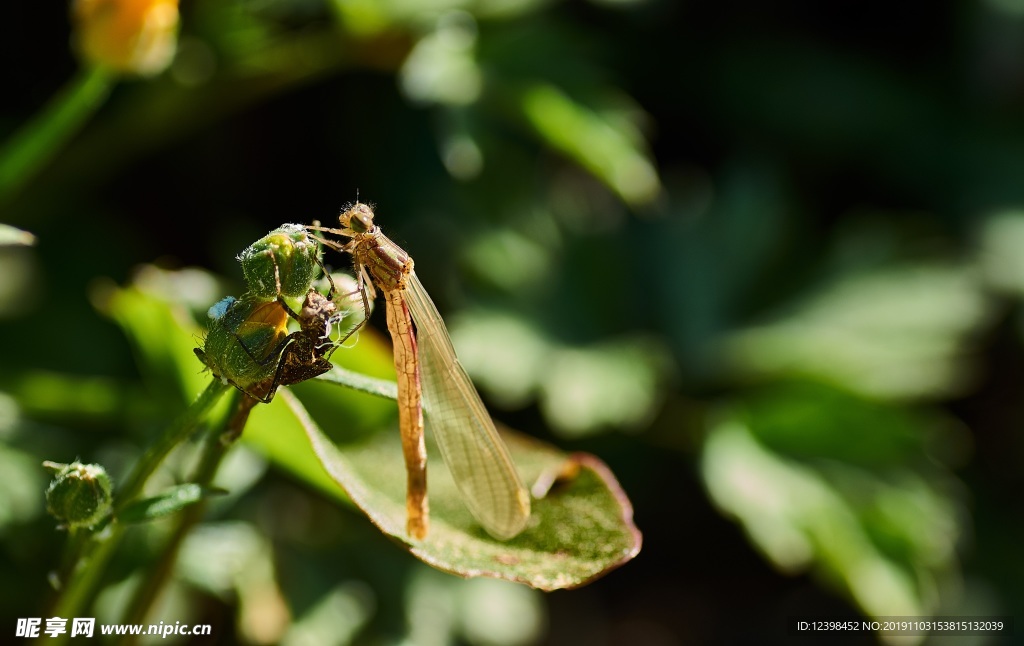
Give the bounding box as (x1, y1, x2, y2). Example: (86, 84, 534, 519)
(49, 380, 230, 633)
(115, 380, 231, 512)
(0, 66, 113, 205)
(50, 525, 121, 624)
(121, 393, 258, 634)
(53, 525, 88, 589)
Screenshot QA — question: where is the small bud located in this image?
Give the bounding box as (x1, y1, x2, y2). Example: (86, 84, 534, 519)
(72, 0, 180, 76)
(239, 225, 322, 300)
(44, 461, 113, 529)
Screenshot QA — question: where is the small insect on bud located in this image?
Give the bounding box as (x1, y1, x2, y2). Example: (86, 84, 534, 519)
(239, 225, 323, 301)
(43, 461, 113, 530)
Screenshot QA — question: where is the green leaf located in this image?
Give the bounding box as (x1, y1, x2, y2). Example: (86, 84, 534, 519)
(315, 365, 398, 400)
(701, 391, 964, 622)
(282, 389, 641, 590)
(520, 83, 660, 206)
(240, 390, 357, 505)
(119, 484, 226, 523)
(94, 266, 221, 403)
(727, 263, 990, 400)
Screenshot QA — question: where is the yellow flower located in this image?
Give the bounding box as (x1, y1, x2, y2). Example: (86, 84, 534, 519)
(72, 0, 180, 76)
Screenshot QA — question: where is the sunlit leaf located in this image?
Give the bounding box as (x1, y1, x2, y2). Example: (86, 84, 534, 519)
(284, 389, 641, 590)
(701, 391, 964, 626)
(727, 264, 991, 400)
(94, 266, 221, 403)
(520, 83, 660, 205)
(703, 419, 924, 617)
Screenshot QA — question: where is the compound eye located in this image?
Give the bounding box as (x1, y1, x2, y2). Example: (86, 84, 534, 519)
(349, 203, 375, 233)
(339, 202, 376, 233)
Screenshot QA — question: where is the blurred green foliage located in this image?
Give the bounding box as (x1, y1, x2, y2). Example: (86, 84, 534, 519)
(3, 0, 1024, 643)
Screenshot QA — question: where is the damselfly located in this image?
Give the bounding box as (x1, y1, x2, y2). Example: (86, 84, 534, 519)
(311, 203, 531, 541)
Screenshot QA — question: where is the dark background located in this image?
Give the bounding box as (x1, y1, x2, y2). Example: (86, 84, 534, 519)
(1, 0, 1022, 643)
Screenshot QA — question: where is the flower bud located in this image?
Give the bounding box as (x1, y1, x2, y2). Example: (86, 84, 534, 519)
(44, 461, 113, 529)
(72, 0, 180, 76)
(194, 295, 291, 400)
(239, 224, 322, 300)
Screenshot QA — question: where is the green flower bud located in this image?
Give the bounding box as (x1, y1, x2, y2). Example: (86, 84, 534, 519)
(44, 461, 113, 529)
(194, 295, 291, 400)
(239, 225, 322, 300)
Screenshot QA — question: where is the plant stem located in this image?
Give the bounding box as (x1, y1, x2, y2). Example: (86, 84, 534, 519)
(50, 524, 121, 625)
(0, 66, 113, 205)
(121, 394, 259, 634)
(49, 380, 230, 632)
(115, 380, 231, 513)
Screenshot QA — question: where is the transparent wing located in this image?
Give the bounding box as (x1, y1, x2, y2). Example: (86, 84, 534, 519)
(404, 272, 530, 539)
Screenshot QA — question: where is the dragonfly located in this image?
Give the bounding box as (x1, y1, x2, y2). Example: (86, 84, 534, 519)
(310, 203, 531, 541)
